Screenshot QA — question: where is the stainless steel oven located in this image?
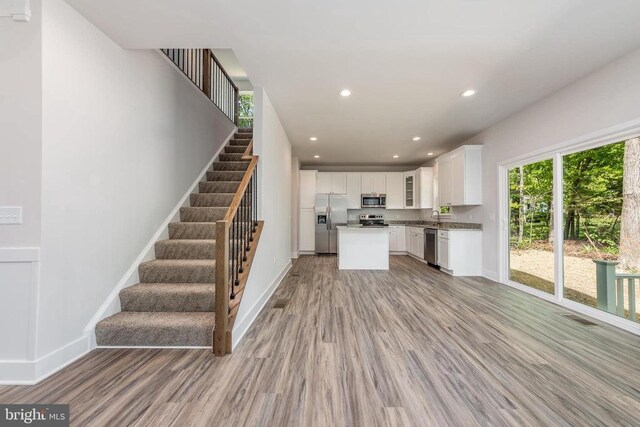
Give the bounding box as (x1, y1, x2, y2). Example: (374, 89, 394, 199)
(361, 194, 386, 208)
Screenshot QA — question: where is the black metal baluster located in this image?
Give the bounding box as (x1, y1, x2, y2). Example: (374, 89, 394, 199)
(253, 166, 258, 230)
(234, 212, 240, 287)
(229, 217, 236, 299)
(249, 176, 254, 241)
(245, 185, 251, 254)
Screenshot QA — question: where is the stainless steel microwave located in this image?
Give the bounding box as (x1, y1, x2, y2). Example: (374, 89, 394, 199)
(361, 194, 386, 208)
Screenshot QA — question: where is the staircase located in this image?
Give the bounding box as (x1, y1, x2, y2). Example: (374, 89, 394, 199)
(95, 129, 255, 347)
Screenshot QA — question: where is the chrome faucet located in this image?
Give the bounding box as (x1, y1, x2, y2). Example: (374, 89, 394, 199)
(431, 210, 441, 225)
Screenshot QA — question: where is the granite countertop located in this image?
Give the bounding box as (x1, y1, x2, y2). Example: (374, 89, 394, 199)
(384, 220, 482, 230)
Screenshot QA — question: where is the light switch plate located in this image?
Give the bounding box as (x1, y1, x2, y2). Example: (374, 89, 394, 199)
(0, 206, 22, 224)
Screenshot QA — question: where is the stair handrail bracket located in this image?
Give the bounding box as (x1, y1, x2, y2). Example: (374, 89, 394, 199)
(214, 139, 260, 355)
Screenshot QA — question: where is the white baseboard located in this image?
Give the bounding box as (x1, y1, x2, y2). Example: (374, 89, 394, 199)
(84, 127, 236, 347)
(291, 251, 299, 259)
(232, 260, 292, 349)
(0, 335, 90, 385)
(482, 269, 499, 281)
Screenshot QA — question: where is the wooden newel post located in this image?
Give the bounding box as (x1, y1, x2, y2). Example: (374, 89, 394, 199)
(593, 260, 618, 314)
(202, 49, 212, 100)
(214, 220, 230, 355)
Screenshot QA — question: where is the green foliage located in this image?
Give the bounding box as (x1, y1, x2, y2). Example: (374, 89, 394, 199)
(238, 93, 254, 129)
(509, 141, 624, 255)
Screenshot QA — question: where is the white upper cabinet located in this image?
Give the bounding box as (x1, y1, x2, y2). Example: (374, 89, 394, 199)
(331, 173, 347, 194)
(316, 172, 347, 194)
(346, 174, 362, 209)
(437, 145, 482, 206)
(361, 173, 386, 194)
(299, 170, 317, 209)
(385, 173, 404, 209)
(404, 171, 416, 208)
(316, 173, 331, 194)
(415, 167, 434, 209)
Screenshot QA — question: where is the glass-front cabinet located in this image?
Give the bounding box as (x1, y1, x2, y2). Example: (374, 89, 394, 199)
(404, 172, 415, 208)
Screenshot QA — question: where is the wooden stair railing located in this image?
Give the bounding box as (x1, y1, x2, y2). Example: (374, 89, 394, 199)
(214, 139, 262, 355)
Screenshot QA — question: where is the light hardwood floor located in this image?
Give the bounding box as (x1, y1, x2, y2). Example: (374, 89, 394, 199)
(2, 255, 640, 426)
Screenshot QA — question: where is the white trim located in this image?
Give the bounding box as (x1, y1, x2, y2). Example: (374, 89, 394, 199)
(232, 260, 292, 349)
(482, 269, 499, 282)
(0, 335, 90, 385)
(552, 154, 564, 300)
(291, 251, 300, 259)
(0, 247, 40, 262)
(0, 0, 31, 22)
(84, 127, 236, 345)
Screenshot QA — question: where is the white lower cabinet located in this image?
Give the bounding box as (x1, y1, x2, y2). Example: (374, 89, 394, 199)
(299, 208, 316, 251)
(437, 232, 449, 270)
(437, 229, 482, 276)
(388, 226, 406, 252)
(408, 227, 424, 259)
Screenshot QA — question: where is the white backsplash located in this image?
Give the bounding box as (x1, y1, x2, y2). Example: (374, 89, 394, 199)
(347, 208, 424, 222)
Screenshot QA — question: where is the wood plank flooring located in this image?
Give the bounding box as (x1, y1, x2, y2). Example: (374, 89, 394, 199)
(2, 255, 640, 426)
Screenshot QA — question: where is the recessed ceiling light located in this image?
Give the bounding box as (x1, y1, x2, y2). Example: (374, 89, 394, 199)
(412, 136, 421, 141)
(310, 137, 318, 141)
(339, 89, 352, 97)
(427, 152, 434, 156)
(461, 89, 476, 97)
(393, 155, 399, 158)
(314, 155, 320, 158)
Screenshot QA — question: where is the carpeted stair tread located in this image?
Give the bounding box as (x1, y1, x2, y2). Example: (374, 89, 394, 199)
(190, 193, 235, 207)
(212, 161, 250, 171)
(169, 222, 216, 239)
(95, 312, 214, 347)
(224, 146, 246, 154)
(198, 181, 241, 193)
(139, 259, 215, 283)
(219, 153, 245, 162)
(120, 283, 214, 312)
(206, 171, 246, 181)
(155, 239, 216, 259)
(230, 139, 251, 146)
(180, 207, 228, 222)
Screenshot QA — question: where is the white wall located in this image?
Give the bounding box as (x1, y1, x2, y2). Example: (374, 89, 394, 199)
(459, 47, 640, 280)
(0, 0, 42, 247)
(291, 157, 300, 257)
(0, 0, 42, 373)
(233, 88, 292, 346)
(1, 0, 236, 382)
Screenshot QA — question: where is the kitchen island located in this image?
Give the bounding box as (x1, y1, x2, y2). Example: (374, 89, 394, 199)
(336, 226, 389, 270)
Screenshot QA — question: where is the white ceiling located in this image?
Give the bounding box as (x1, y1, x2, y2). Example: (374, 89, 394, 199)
(65, 0, 640, 166)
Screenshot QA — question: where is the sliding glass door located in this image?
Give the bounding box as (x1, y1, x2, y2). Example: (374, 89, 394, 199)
(508, 159, 555, 294)
(505, 136, 640, 326)
(562, 140, 639, 322)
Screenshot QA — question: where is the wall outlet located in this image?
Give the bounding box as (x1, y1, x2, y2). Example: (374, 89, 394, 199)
(0, 206, 22, 224)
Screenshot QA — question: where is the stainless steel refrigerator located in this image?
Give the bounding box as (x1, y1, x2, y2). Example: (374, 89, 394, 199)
(315, 194, 348, 254)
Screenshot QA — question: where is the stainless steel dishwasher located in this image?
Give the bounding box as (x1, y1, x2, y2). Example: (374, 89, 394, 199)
(424, 228, 438, 266)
